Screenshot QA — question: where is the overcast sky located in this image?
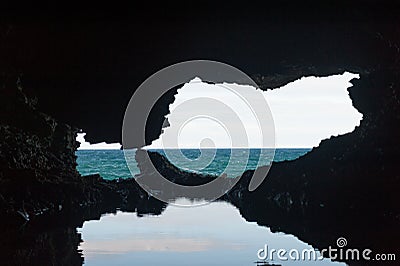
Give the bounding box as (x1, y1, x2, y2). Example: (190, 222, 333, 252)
(77, 133, 121, 150)
(78, 72, 362, 149)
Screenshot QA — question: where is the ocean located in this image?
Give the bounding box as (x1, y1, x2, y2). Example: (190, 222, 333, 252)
(76, 148, 311, 180)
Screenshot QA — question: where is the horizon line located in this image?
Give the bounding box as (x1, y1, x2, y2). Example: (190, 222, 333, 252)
(77, 147, 313, 151)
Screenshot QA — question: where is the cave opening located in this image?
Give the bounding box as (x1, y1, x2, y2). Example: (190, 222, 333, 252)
(75, 72, 362, 181)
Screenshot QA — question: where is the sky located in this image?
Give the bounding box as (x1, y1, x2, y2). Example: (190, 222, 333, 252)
(77, 72, 362, 149)
(77, 133, 121, 150)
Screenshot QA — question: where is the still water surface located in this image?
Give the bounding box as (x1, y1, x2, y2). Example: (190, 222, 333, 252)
(78, 199, 345, 266)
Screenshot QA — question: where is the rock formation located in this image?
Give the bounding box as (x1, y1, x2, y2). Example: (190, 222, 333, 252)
(1, 3, 399, 265)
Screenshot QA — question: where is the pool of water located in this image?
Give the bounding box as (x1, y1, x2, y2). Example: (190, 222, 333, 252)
(78, 199, 345, 266)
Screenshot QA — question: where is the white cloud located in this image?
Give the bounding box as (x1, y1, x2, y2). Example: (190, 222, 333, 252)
(146, 72, 362, 149)
(77, 133, 122, 150)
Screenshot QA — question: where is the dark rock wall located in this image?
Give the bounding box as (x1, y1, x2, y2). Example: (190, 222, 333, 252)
(0, 78, 157, 226)
(0, 78, 80, 181)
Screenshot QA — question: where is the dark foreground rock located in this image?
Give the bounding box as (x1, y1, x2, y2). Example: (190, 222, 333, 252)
(0, 78, 150, 223)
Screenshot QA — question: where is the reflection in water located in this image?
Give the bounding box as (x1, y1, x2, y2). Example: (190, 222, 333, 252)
(78, 199, 345, 266)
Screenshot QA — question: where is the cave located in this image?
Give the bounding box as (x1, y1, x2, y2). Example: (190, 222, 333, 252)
(0, 2, 399, 265)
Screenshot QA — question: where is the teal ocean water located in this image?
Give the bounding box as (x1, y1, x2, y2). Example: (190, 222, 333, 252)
(76, 149, 311, 180)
